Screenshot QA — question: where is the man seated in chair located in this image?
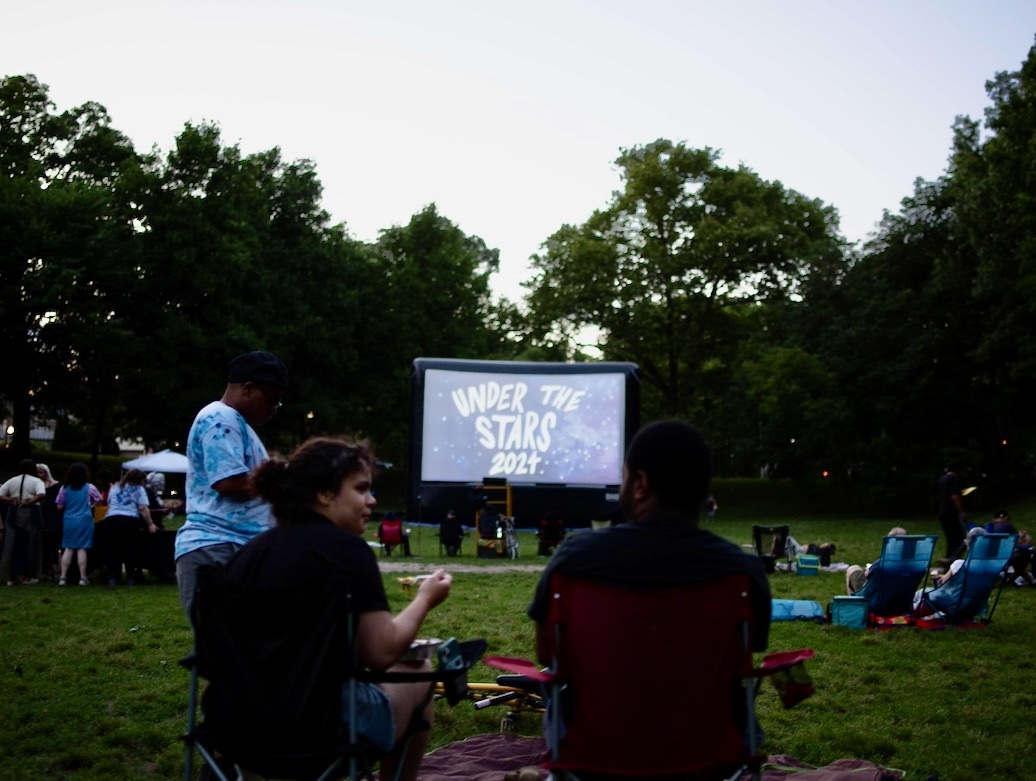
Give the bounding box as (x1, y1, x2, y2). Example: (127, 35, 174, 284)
(527, 420, 771, 664)
(477, 506, 503, 557)
(438, 509, 465, 557)
(913, 526, 986, 618)
(536, 511, 566, 556)
(844, 526, 909, 598)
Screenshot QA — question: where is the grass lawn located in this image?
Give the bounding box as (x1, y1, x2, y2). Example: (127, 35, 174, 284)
(2, 508, 1034, 780)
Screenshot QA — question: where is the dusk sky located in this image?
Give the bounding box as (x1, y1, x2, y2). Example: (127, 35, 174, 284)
(4, 1, 1035, 299)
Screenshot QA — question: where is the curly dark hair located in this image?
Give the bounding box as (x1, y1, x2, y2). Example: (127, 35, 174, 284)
(253, 437, 377, 525)
(64, 463, 90, 491)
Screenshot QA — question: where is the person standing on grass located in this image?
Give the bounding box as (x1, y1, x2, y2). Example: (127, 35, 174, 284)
(102, 469, 157, 585)
(174, 350, 288, 620)
(55, 463, 102, 586)
(0, 459, 46, 586)
(937, 461, 967, 561)
(37, 463, 62, 579)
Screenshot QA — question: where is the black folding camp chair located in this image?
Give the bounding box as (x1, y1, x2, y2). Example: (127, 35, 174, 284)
(752, 525, 791, 574)
(181, 564, 483, 781)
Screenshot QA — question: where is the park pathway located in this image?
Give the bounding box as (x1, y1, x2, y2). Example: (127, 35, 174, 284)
(377, 560, 545, 574)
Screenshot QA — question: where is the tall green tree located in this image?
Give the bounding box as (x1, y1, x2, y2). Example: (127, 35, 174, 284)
(362, 204, 503, 464)
(0, 74, 139, 460)
(812, 40, 1036, 497)
(126, 123, 375, 451)
(947, 39, 1036, 480)
(524, 139, 846, 449)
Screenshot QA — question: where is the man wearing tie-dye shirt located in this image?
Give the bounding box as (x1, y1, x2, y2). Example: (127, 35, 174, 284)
(175, 350, 288, 621)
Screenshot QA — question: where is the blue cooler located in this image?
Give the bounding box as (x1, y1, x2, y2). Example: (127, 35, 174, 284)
(796, 553, 820, 576)
(830, 595, 869, 629)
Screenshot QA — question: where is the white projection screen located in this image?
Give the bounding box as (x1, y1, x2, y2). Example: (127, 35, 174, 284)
(412, 359, 639, 486)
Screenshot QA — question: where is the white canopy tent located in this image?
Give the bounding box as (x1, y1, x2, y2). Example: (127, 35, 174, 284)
(121, 449, 189, 474)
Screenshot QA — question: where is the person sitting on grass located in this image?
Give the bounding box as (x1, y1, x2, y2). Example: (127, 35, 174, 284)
(477, 506, 503, 556)
(844, 526, 908, 597)
(536, 511, 565, 556)
(438, 509, 465, 557)
(913, 526, 986, 618)
(979, 509, 1033, 587)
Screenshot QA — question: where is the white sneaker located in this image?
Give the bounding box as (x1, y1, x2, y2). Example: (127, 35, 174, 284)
(58, 578, 67, 586)
(78, 578, 90, 586)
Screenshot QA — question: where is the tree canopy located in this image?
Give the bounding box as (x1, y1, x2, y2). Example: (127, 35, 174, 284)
(523, 139, 847, 467)
(4, 36, 1036, 510)
(0, 74, 509, 470)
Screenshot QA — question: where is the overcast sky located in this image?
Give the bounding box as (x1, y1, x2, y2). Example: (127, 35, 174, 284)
(4, 1, 1035, 300)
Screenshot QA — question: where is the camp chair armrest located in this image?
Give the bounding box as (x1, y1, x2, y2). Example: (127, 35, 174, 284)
(750, 648, 815, 677)
(363, 638, 487, 683)
(484, 655, 554, 683)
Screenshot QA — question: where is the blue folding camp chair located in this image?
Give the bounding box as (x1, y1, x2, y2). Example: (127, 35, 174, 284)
(918, 533, 1017, 625)
(854, 534, 937, 619)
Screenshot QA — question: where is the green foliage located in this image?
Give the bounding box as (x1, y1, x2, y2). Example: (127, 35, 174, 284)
(0, 75, 510, 468)
(523, 138, 847, 469)
(5, 36, 1036, 508)
(358, 204, 505, 464)
(0, 74, 140, 458)
(798, 39, 1036, 495)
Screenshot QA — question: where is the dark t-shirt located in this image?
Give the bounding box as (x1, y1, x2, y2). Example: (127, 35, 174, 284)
(984, 520, 1016, 535)
(527, 511, 771, 651)
(937, 472, 963, 516)
(439, 516, 464, 544)
(224, 511, 389, 616)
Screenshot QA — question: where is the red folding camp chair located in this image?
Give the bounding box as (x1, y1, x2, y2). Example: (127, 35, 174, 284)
(487, 573, 814, 781)
(377, 517, 404, 556)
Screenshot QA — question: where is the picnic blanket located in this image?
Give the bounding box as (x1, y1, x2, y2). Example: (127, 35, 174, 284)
(771, 599, 826, 622)
(417, 735, 905, 781)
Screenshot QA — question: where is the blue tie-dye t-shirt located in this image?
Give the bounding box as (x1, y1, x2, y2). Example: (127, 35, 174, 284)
(105, 482, 148, 518)
(174, 401, 274, 559)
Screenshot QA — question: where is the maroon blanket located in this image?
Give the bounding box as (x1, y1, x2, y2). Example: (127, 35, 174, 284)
(419, 734, 548, 780)
(417, 735, 904, 781)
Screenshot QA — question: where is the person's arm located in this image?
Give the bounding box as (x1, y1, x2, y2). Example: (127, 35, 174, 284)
(356, 570, 451, 669)
(22, 488, 45, 507)
(212, 472, 255, 501)
(950, 477, 966, 522)
(952, 492, 965, 514)
(933, 559, 964, 588)
(138, 503, 158, 533)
